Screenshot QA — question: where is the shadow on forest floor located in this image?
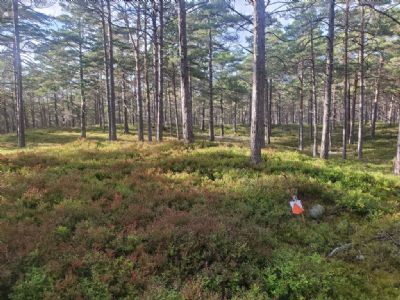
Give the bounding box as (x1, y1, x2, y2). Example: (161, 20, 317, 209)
(0, 123, 398, 173)
(0, 124, 399, 299)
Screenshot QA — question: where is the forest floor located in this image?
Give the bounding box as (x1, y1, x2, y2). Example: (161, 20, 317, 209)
(0, 124, 399, 299)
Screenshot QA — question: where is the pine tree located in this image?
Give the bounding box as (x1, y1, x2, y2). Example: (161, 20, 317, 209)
(320, 0, 335, 159)
(250, 0, 265, 165)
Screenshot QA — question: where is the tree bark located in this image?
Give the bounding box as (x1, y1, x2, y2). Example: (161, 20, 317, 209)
(106, 0, 117, 140)
(38, 99, 43, 128)
(250, 0, 265, 165)
(70, 94, 75, 128)
(12, 0, 25, 147)
(152, 0, 159, 127)
(388, 96, 394, 126)
(143, 0, 152, 141)
(308, 91, 313, 139)
(135, 2, 144, 141)
(291, 98, 295, 124)
(371, 54, 384, 138)
(357, 5, 365, 159)
(122, 72, 129, 134)
(332, 84, 337, 131)
(78, 20, 86, 139)
(220, 95, 224, 137)
(233, 101, 237, 134)
(124, 4, 144, 140)
(264, 77, 269, 145)
(31, 95, 35, 128)
(100, 92, 105, 129)
(53, 93, 59, 127)
(94, 90, 100, 125)
(349, 73, 358, 144)
(131, 79, 135, 125)
(394, 111, 400, 175)
(208, 27, 215, 141)
(298, 61, 304, 151)
(156, 0, 164, 141)
(100, 0, 111, 136)
(342, 0, 350, 159)
(172, 64, 180, 140)
(177, 0, 193, 143)
(310, 25, 318, 157)
(117, 95, 122, 124)
(268, 78, 272, 140)
(168, 86, 173, 136)
(200, 101, 205, 131)
(2, 97, 9, 133)
(277, 92, 281, 125)
(320, 0, 335, 159)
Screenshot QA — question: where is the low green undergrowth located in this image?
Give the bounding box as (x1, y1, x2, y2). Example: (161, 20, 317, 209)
(0, 126, 399, 299)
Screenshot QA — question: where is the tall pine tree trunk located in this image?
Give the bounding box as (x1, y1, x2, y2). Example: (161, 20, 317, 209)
(70, 94, 75, 128)
(177, 0, 193, 143)
(107, 0, 117, 140)
(172, 64, 180, 140)
(122, 72, 129, 134)
(394, 110, 400, 175)
(2, 97, 10, 133)
(125, 4, 144, 141)
(264, 78, 269, 144)
(320, 0, 335, 159)
(349, 73, 358, 144)
(100, 90, 105, 130)
(152, 0, 159, 129)
(200, 102, 205, 131)
(12, 0, 25, 147)
(388, 96, 394, 126)
(357, 5, 365, 159)
(342, 0, 350, 159)
(54, 93, 59, 127)
(117, 96, 121, 124)
(298, 61, 304, 151)
(250, 0, 265, 165)
(277, 92, 281, 125)
(168, 87, 173, 136)
(131, 82, 135, 125)
(31, 95, 35, 128)
(220, 95, 224, 137)
(135, 3, 144, 141)
(310, 26, 318, 157)
(143, 0, 152, 141)
(94, 91, 100, 125)
(233, 101, 237, 134)
(268, 78, 272, 141)
(156, 0, 164, 142)
(100, 0, 111, 136)
(78, 20, 86, 139)
(308, 92, 313, 139)
(208, 27, 215, 141)
(371, 54, 384, 138)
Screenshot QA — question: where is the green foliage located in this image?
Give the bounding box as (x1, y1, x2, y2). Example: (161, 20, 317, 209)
(9, 267, 53, 300)
(80, 277, 111, 300)
(0, 126, 399, 299)
(264, 249, 368, 300)
(54, 225, 70, 240)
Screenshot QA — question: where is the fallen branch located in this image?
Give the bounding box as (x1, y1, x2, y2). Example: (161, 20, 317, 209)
(328, 231, 400, 257)
(368, 232, 400, 248)
(328, 243, 352, 257)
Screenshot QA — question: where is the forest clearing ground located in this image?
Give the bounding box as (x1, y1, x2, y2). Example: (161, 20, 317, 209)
(0, 124, 399, 299)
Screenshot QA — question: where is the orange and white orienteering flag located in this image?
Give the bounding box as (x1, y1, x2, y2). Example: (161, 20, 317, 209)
(290, 197, 304, 215)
